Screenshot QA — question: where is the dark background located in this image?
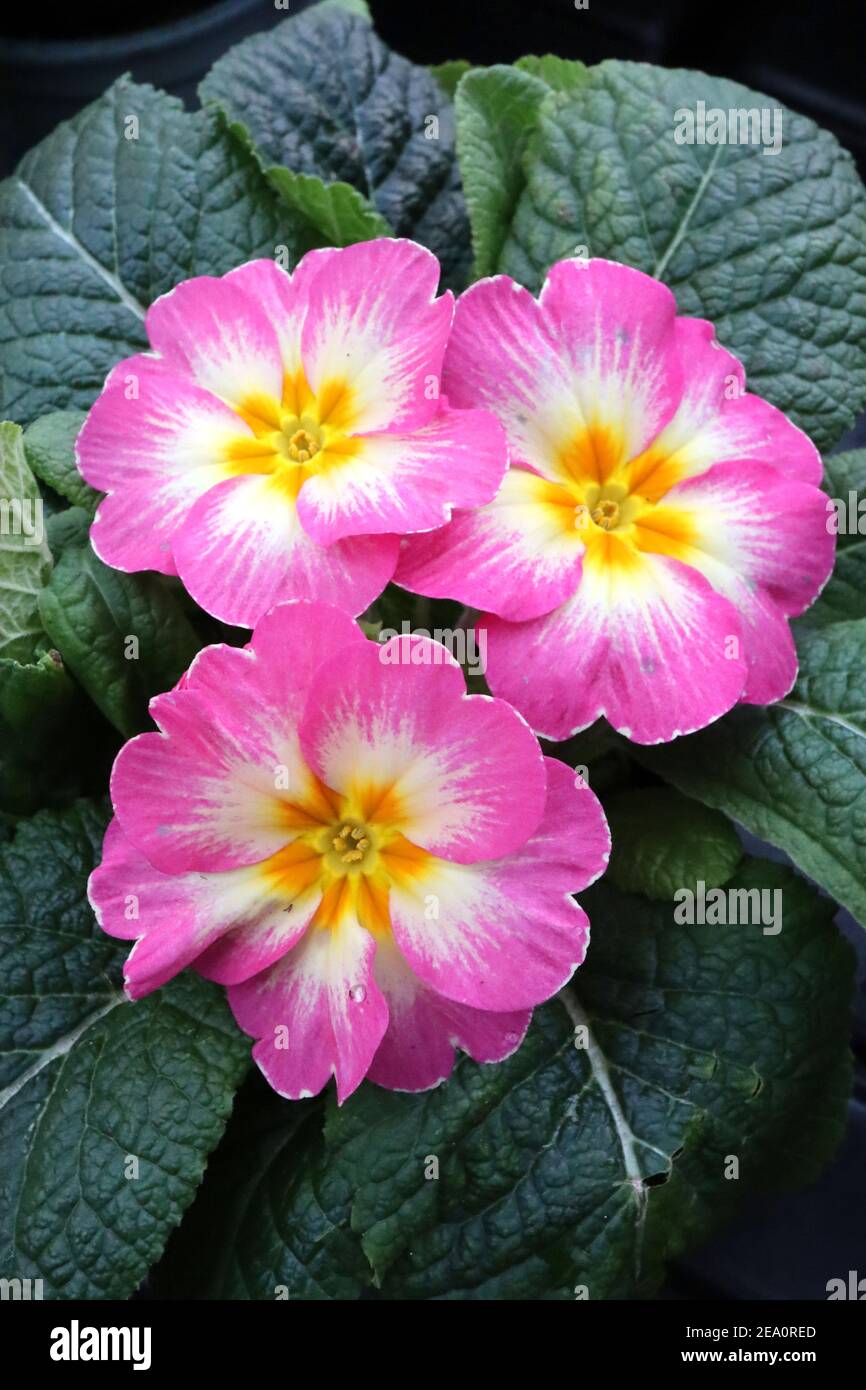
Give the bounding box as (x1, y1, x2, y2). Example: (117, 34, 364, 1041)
(1, 0, 865, 1300)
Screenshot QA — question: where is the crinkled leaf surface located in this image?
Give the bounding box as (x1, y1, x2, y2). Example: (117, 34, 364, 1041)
(604, 787, 742, 899)
(0, 77, 314, 424)
(23, 410, 98, 515)
(152, 1077, 368, 1301)
(0, 801, 249, 1299)
(200, 8, 472, 287)
(799, 449, 866, 627)
(265, 168, 392, 246)
(328, 863, 851, 1299)
(38, 536, 201, 738)
(152, 861, 852, 1300)
(456, 65, 559, 280)
(638, 620, 866, 928)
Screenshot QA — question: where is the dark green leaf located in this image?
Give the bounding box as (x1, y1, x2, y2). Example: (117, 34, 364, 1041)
(200, 8, 472, 287)
(0, 651, 83, 815)
(637, 620, 866, 926)
(798, 450, 866, 627)
(152, 1076, 368, 1301)
(604, 786, 742, 899)
(0, 78, 314, 424)
(38, 538, 200, 737)
(23, 410, 98, 515)
(322, 862, 851, 1298)
(0, 801, 249, 1299)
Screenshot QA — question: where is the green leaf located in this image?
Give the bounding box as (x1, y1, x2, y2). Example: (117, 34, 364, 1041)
(23, 410, 99, 515)
(38, 537, 201, 737)
(604, 786, 742, 899)
(321, 862, 851, 1298)
(0, 421, 51, 662)
(456, 65, 554, 280)
(514, 54, 590, 93)
(266, 168, 392, 246)
(0, 77, 314, 425)
(45, 504, 91, 558)
(151, 1077, 369, 1301)
(200, 8, 472, 287)
(497, 61, 866, 452)
(0, 801, 249, 1299)
(636, 620, 866, 926)
(431, 60, 473, 99)
(0, 648, 71, 739)
(455, 61, 591, 281)
(0, 651, 81, 814)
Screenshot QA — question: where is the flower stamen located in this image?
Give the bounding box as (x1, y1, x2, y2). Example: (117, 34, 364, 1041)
(331, 821, 373, 867)
(286, 427, 320, 463)
(590, 499, 620, 531)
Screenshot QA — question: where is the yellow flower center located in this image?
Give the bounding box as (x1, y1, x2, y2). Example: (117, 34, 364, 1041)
(285, 426, 321, 464)
(222, 368, 362, 493)
(328, 820, 373, 868)
(542, 421, 700, 575)
(590, 498, 621, 531)
(255, 772, 434, 944)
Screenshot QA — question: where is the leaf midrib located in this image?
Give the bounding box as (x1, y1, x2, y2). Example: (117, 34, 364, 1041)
(12, 176, 147, 323)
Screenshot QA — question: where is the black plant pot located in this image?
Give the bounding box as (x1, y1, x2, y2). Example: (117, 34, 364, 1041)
(0, 0, 315, 178)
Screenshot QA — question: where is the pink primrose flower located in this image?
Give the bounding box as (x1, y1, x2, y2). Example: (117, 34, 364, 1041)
(396, 258, 835, 744)
(89, 601, 610, 1102)
(77, 240, 507, 627)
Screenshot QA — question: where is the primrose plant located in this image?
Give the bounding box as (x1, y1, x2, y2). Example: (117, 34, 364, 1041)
(0, 0, 864, 1303)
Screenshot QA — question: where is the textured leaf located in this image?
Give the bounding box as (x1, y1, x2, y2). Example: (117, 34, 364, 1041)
(23, 410, 98, 515)
(0, 421, 51, 662)
(0, 651, 81, 815)
(604, 786, 742, 899)
(455, 60, 590, 280)
(0, 801, 249, 1299)
(514, 54, 590, 93)
(266, 167, 392, 246)
(321, 862, 851, 1299)
(0, 77, 313, 425)
(152, 1076, 368, 1301)
(156, 862, 852, 1299)
(497, 61, 866, 452)
(44, 504, 91, 558)
(200, 8, 472, 287)
(637, 620, 866, 927)
(38, 536, 200, 737)
(456, 66, 553, 280)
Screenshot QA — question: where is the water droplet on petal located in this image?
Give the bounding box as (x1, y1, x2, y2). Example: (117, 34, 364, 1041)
(349, 984, 366, 1003)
